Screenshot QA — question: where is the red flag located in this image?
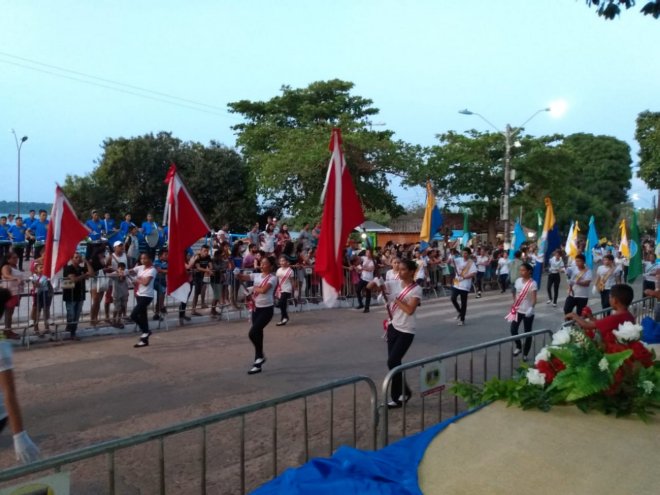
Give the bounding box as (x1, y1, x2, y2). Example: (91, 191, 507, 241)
(164, 164, 211, 302)
(315, 128, 365, 307)
(42, 185, 91, 280)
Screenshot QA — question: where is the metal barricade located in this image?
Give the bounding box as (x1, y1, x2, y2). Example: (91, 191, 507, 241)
(0, 376, 377, 494)
(379, 329, 554, 448)
(586, 296, 655, 323)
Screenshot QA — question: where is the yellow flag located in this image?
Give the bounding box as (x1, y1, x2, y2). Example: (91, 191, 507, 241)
(619, 219, 630, 259)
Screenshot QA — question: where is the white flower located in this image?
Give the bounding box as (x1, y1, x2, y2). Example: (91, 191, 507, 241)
(535, 347, 551, 365)
(598, 357, 609, 372)
(613, 322, 642, 343)
(551, 329, 571, 346)
(640, 380, 655, 395)
(526, 368, 547, 387)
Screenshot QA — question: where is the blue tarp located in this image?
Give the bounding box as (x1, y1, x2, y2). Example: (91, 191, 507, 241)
(251, 408, 476, 495)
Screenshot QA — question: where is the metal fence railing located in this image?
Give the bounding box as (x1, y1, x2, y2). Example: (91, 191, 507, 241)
(0, 376, 378, 494)
(379, 329, 554, 448)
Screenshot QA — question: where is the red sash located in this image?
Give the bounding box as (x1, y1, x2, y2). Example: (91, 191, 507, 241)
(275, 268, 293, 298)
(246, 274, 273, 313)
(383, 282, 418, 334)
(505, 279, 534, 322)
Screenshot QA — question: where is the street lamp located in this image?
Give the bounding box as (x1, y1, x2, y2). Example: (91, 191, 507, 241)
(458, 108, 550, 245)
(11, 130, 28, 217)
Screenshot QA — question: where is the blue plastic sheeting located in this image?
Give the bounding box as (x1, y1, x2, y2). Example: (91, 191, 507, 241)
(251, 408, 476, 495)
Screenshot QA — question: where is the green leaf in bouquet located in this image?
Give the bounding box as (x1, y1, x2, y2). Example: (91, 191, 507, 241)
(604, 350, 633, 373)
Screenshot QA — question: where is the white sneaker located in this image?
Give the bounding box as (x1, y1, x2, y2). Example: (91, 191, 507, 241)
(457, 320, 464, 326)
(546, 300, 552, 305)
(513, 348, 521, 356)
(553, 303, 557, 308)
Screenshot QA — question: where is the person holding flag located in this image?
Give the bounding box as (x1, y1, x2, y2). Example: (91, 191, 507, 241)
(536, 197, 561, 287)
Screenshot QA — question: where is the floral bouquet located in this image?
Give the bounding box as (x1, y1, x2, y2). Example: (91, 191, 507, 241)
(451, 322, 660, 420)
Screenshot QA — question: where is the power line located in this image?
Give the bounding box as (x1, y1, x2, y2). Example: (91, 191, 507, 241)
(0, 51, 238, 119)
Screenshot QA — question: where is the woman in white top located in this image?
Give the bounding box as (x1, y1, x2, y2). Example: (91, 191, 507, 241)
(236, 256, 277, 374)
(355, 250, 375, 313)
(508, 263, 537, 360)
(563, 253, 592, 317)
(275, 255, 295, 326)
(496, 251, 510, 293)
(373, 259, 422, 408)
(130, 253, 158, 348)
(595, 254, 621, 310)
(546, 249, 565, 307)
(475, 248, 490, 298)
(0, 253, 24, 339)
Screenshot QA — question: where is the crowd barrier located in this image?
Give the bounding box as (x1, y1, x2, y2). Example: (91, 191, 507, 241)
(379, 329, 554, 448)
(1, 299, 657, 491)
(0, 376, 378, 494)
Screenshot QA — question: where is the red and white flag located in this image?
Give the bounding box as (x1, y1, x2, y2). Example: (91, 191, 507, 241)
(315, 128, 365, 307)
(164, 164, 211, 302)
(42, 185, 91, 280)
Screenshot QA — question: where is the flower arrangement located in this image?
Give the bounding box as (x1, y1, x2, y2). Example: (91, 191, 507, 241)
(451, 322, 660, 420)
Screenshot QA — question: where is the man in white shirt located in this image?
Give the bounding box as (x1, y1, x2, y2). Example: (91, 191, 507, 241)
(450, 248, 477, 326)
(496, 251, 510, 293)
(475, 248, 490, 298)
(563, 254, 592, 317)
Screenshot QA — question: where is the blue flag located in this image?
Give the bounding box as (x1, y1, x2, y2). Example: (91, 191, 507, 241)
(509, 221, 526, 260)
(585, 215, 599, 269)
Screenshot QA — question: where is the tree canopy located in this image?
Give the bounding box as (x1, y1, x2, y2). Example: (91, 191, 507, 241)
(228, 79, 422, 225)
(635, 111, 660, 190)
(62, 132, 256, 230)
(586, 0, 660, 19)
(404, 130, 632, 240)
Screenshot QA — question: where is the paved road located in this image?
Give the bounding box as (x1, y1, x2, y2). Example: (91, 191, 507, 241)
(0, 281, 642, 476)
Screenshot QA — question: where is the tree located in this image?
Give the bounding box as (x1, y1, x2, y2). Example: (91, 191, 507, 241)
(635, 111, 660, 191)
(404, 130, 632, 242)
(585, 0, 660, 19)
(228, 80, 421, 223)
(62, 132, 256, 230)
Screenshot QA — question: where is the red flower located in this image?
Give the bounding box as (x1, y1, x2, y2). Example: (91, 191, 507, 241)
(550, 357, 566, 372)
(629, 341, 654, 368)
(536, 360, 556, 384)
(604, 368, 626, 396)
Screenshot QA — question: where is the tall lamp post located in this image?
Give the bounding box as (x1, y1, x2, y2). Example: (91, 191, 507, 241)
(11, 130, 28, 217)
(459, 108, 550, 245)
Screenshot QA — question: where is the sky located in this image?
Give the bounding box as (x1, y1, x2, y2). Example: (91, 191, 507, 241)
(1, 0, 658, 213)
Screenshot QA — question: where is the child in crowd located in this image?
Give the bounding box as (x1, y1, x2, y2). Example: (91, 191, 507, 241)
(111, 262, 131, 328)
(31, 263, 53, 336)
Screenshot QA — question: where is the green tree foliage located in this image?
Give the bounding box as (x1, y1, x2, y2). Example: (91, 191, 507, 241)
(635, 111, 660, 190)
(586, 0, 660, 19)
(228, 79, 422, 223)
(62, 132, 256, 230)
(405, 130, 632, 240)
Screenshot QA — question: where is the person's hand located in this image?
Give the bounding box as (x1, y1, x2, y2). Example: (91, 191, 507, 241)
(13, 431, 40, 464)
(565, 312, 577, 321)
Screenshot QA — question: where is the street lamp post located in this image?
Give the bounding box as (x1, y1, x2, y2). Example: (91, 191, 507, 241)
(459, 108, 550, 245)
(11, 130, 28, 217)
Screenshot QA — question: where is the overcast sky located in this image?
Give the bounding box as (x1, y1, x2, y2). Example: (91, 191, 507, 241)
(1, 0, 658, 212)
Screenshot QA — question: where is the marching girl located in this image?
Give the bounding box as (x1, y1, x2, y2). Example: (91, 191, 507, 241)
(275, 255, 295, 326)
(506, 262, 537, 360)
(546, 249, 565, 307)
(235, 256, 277, 374)
(372, 259, 423, 408)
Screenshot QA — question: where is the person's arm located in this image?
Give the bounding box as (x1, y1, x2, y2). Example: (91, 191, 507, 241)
(577, 273, 592, 286)
(394, 294, 421, 316)
(253, 278, 274, 295)
(565, 312, 597, 329)
(0, 343, 40, 463)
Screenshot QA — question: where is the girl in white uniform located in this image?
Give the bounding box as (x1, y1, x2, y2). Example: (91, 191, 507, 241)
(373, 259, 423, 408)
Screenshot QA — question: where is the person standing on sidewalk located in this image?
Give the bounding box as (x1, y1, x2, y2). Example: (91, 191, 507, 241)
(130, 253, 157, 348)
(62, 253, 93, 341)
(450, 247, 477, 326)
